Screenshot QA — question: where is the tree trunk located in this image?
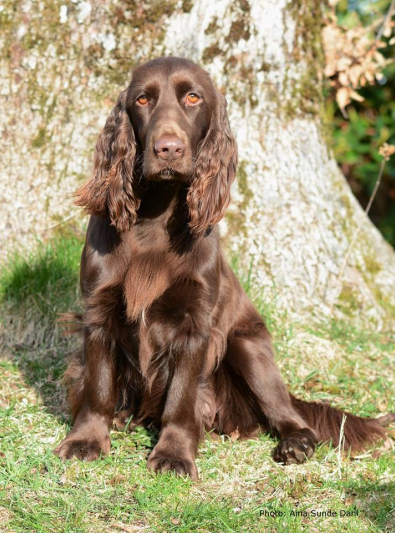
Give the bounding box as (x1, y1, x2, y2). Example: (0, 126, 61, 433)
(1, 0, 395, 325)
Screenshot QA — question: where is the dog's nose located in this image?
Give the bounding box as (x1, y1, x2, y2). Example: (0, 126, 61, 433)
(154, 135, 185, 161)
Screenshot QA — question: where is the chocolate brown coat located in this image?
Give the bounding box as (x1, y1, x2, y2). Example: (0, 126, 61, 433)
(55, 57, 393, 479)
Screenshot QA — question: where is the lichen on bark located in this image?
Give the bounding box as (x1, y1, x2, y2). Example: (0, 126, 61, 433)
(1, 0, 395, 327)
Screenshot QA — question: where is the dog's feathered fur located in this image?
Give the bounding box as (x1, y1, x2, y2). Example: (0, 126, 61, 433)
(55, 57, 394, 478)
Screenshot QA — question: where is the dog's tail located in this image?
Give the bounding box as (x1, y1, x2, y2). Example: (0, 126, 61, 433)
(291, 394, 395, 451)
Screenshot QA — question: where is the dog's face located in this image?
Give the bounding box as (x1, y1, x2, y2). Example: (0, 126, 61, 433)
(126, 58, 215, 182)
(75, 56, 237, 236)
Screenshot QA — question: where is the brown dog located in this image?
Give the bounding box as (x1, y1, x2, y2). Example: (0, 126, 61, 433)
(55, 57, 393, 479)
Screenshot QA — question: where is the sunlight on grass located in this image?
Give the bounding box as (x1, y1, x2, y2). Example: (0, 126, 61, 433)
(1, 233, 83, 316)
(0, 235, 394, 532)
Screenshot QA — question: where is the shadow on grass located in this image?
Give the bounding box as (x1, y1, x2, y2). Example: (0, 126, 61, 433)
(0, 233, 84, 420)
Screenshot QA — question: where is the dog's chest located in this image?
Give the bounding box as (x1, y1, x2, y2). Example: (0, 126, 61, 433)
(122, 225, 181, 322)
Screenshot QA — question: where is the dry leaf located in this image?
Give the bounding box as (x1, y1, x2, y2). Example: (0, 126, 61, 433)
(336, 87, 351, 113)
(377, 398, 388, 412)
(349, 89, 364, 102)
(379, 143, 395, 161)
(230, 428, 240, 442)
(112, 522, 148, 532)
(322, 7, 393, 113)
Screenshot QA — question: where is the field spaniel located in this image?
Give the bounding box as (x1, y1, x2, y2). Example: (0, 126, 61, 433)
(55, 57, 393, 479)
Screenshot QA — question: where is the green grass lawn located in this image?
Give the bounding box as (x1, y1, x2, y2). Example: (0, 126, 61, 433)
(0, 235, 394, 533)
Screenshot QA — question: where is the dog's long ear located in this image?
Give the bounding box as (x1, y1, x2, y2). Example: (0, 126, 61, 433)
(187, 91, 237, 238)
(75, 89, 140, 232)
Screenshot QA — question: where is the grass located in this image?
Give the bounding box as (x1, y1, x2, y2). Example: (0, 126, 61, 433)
(0, 235, 83, 348)
(0, 234, 394, 532)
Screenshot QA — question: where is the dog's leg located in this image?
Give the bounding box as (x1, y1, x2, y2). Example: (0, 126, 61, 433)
(225, 328, 318, 464)
(54, 333, 117, 461)
(143, 282, 211, 480)
(146, 341, 206, 480)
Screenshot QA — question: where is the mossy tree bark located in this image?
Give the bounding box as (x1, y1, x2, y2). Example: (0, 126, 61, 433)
(1, 0, 395, 326)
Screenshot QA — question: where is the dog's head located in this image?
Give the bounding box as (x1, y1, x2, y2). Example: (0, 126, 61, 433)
(76, 57, 237, 237)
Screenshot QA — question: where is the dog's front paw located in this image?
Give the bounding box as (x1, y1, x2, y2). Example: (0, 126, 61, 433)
(54, 428, 111, 461)
(273, 432, 316, 464)
(147, 449, 198, 480)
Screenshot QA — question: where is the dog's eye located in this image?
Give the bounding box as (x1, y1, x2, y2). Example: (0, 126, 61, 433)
(186, 93, 200, 105)
(136, 95, 149, 106)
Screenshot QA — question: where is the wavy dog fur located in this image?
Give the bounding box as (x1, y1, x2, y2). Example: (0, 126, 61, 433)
(55, 57, 394, 478)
